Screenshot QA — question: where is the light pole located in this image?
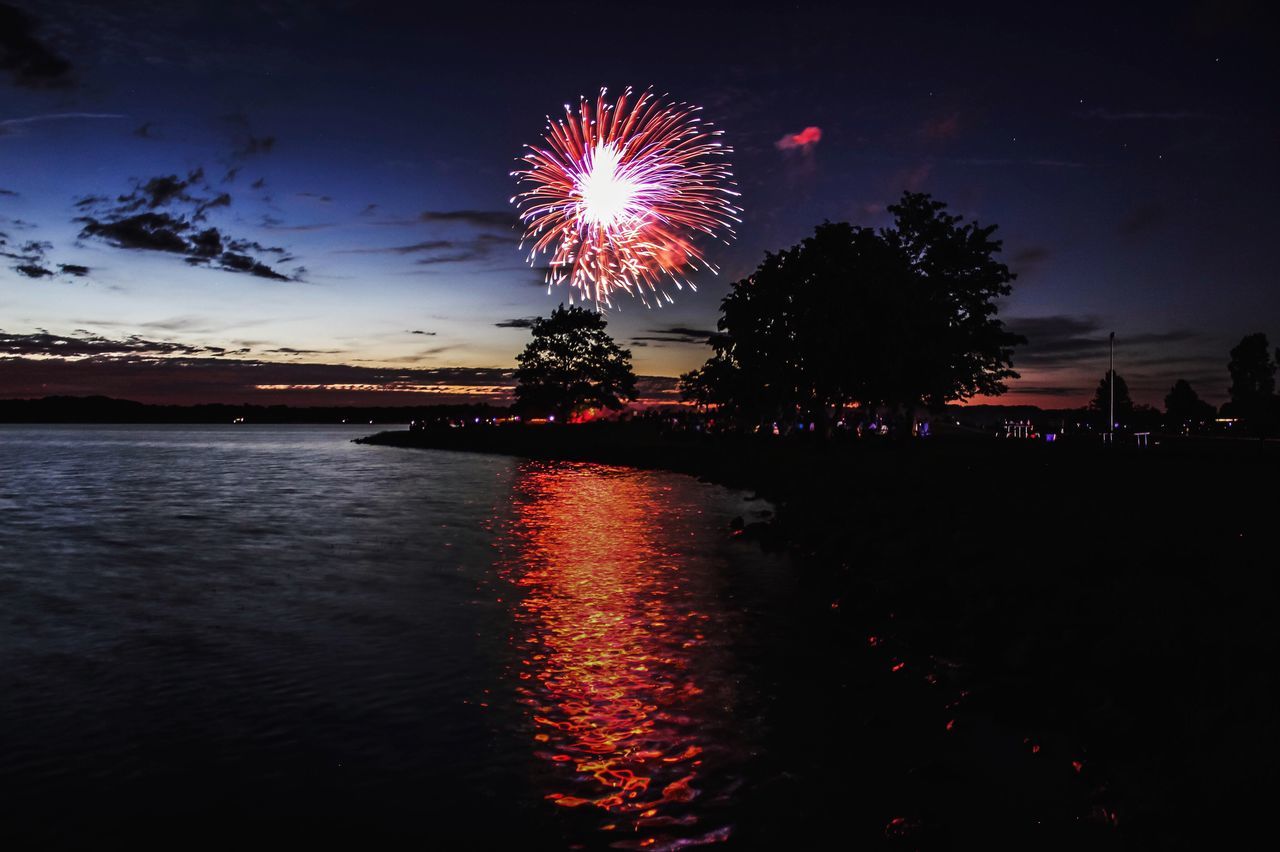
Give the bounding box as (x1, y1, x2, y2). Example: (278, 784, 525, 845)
(1108, 331, 1115, 442)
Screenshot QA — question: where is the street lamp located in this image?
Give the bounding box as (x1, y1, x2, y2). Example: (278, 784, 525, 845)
(1108, 331, 1115, 443)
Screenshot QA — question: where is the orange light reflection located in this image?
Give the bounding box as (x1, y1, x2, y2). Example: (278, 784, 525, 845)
(499, 462, 734, 847)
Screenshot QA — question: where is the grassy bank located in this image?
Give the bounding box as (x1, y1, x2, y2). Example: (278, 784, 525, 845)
(358, 424, 1277, 847)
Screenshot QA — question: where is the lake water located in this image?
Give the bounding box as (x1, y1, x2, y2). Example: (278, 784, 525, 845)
(0, 425, 799, 848)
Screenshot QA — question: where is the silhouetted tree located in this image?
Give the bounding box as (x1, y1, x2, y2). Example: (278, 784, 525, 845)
(1226, 332, 1277, 434)
(882, 193, 1025, 405)
(1131, 403, 1164, 434)
(1164, 379, 1215, 432)
(679, 352, 742, 410)
(1089, 371, 1133, 428)
(1228, 333, 1276, 401)
(686, 222, 913, 427)
(514, 305, 637, 421)
(680, 192, 1023, 430)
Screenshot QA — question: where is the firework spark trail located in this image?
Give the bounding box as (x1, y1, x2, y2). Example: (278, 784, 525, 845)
(511, 87, 741, 309)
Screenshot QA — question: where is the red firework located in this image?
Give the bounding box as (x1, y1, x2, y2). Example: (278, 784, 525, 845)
(511, 87, 741, 308)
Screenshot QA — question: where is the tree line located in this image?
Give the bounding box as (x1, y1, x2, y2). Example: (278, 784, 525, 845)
(679, 192, 1022, 433)
(511, 191, 1277, 437)
(1097, 332, 1278, 435)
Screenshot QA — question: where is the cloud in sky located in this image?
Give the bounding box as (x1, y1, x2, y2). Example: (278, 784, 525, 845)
(992, 385, 1081, 398)
(418, 210, 517, 228)
(920, 113, 960, 142)
(1, 328, 229, 358)
(258, 215, 335, 232)
(897, 162, 933, 192)
(337, 239, 456, 255)
(415, 233, 511, 266)
(1, 234, 88, 280)
(0, 3, 72, 88)
(221, 113, 276, 157)
(79, 212, 190, 253)
(1, 236, 49, 257)
(264, 347, 342, 356)
(75, 169, 297, 281)
(630, 325, 718, 346)
(1006, 315, 1198, 366)
(325, 212, 521, 270)
(0, 328, 684, 406)
(1012, 246, 1052, 266)
(211, 251, 293, 281)
(233, 134, 275, 158)
(0, 112, 125, 136)
(208, 113, 278, 183)
(335, 232, 514, 266)
(991, 314, 1224, 406)
(775, 126, 822, 151)
(0, 353, 513, 405)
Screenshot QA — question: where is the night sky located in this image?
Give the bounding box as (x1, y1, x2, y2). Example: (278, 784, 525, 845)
(2, 0, 1276, 407)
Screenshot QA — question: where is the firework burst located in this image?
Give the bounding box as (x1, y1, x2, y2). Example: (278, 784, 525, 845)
(511, 87, 741, 309)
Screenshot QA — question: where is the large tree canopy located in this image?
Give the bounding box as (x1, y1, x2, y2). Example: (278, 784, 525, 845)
(1227, 332, 1276, 404)
(681, 192, 1023, 427)
(1225, 332, 1278, 434)
(514, 305, 637, 420)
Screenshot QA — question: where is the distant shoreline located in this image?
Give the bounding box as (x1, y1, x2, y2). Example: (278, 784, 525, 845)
(355, 422, 1277, 493)
(0, 396, 502, 425)
(356, 424, 768, 490)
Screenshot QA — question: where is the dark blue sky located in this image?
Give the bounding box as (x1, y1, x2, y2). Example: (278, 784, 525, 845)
(2, 0, 1275, 406)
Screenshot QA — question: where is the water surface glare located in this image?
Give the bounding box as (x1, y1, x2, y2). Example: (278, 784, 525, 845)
(0, 425, 789, 847)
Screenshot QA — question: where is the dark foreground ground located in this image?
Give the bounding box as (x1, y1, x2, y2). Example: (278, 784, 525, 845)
(360, 424, 1278, 849)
